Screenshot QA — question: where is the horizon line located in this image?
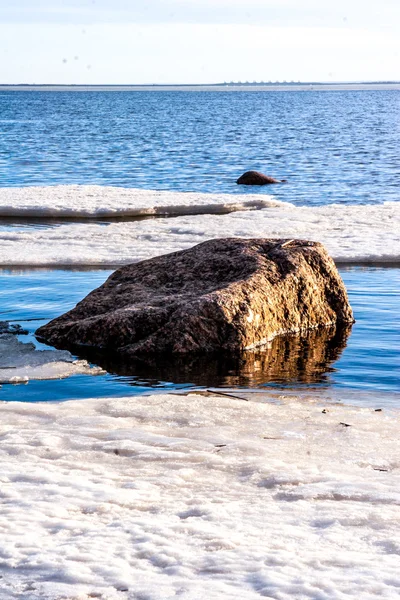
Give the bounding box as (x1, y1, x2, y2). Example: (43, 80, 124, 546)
(1, 80, 400, 87)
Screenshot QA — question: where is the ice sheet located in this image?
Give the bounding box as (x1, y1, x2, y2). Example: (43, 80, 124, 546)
(0, 334, 104, 383)
(0, 185, 282, 218)
(0, 199, 398, 265)
(0, 393, 399, 599)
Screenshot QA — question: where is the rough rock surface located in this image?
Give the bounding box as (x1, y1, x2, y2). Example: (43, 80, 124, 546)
(236, 171, 285, 185)
(36, 238, 354, 357)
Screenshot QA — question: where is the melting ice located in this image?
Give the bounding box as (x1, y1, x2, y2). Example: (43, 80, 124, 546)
(0, 334, 104, 383)
(0, 186, 398, 266)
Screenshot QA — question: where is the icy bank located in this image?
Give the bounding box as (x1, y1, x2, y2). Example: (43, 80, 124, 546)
(0, 200, 398, 266)
(0, 334, 104, 383)
(0, 393, 399, 599)
(0, 185, 281, 219)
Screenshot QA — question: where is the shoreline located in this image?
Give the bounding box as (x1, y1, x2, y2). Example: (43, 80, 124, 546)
(3, 387, 400, 412)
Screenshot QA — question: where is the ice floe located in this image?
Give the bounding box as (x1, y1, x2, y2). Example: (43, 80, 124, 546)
(0, 392, 399, 598)
(0, 198, 398, 265)
(0, 334, 104, 383)
(0, 185, 282, 219)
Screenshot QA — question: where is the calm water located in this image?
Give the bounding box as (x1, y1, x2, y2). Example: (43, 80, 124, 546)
(0, 267, 398, 404)
(1, 90, 399, 206)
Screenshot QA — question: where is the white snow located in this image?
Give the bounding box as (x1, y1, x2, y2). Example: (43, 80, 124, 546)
(0, 392, 399, 599)
(0, 335, 104, 383)
(0, 198, 398, 266)
(0, 185, 282, 218)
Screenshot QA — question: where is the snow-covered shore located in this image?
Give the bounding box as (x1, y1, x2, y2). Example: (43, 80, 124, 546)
(0, 392, 399, 599)
(0, 186, 399, 266)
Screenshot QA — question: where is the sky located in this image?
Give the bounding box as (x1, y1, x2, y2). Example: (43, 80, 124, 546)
(0, 0, 399, 84)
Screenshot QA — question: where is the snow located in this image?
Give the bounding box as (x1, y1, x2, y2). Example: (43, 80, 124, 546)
(0, 334, 104, 383)
(0, 195, 398, 266)
(0, 185, 281, 219)
(0, 392, 399, 599)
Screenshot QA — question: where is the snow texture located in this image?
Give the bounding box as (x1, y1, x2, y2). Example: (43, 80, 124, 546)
(0, 188, 398, 266)
(0, 392, 399, 599)
(0, 185, 281, 219)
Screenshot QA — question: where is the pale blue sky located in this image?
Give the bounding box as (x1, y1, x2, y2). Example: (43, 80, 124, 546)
(0, 0, 399, 83)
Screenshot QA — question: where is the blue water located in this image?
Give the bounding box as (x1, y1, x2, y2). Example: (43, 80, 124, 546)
(0, 90, 399, 404)
(0, 267, 398, 404)
(1, 90, 399, 206)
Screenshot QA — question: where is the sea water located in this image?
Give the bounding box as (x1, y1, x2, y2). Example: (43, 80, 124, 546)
(0, 90, 399, 403)
(1, 90, 399, 205)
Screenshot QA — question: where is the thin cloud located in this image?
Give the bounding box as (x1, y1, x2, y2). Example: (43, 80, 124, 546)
(1, 0, 400, 32)
(0, 21, 399, 84)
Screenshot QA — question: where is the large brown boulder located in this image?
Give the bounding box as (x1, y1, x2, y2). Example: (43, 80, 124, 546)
(237, 171, 285, 185)
(36, 238, 354, 357)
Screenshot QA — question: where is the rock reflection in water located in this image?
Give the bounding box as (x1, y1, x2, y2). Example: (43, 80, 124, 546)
(80, 325, 352, 388)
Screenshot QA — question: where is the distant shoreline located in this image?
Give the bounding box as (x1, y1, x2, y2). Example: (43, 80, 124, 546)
(1, 82, 400, 92)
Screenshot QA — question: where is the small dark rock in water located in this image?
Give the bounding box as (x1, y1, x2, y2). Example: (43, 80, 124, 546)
(237, 171, 286, 185)
(36, 238, 354, 358)
(0, 321, 28, 335)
